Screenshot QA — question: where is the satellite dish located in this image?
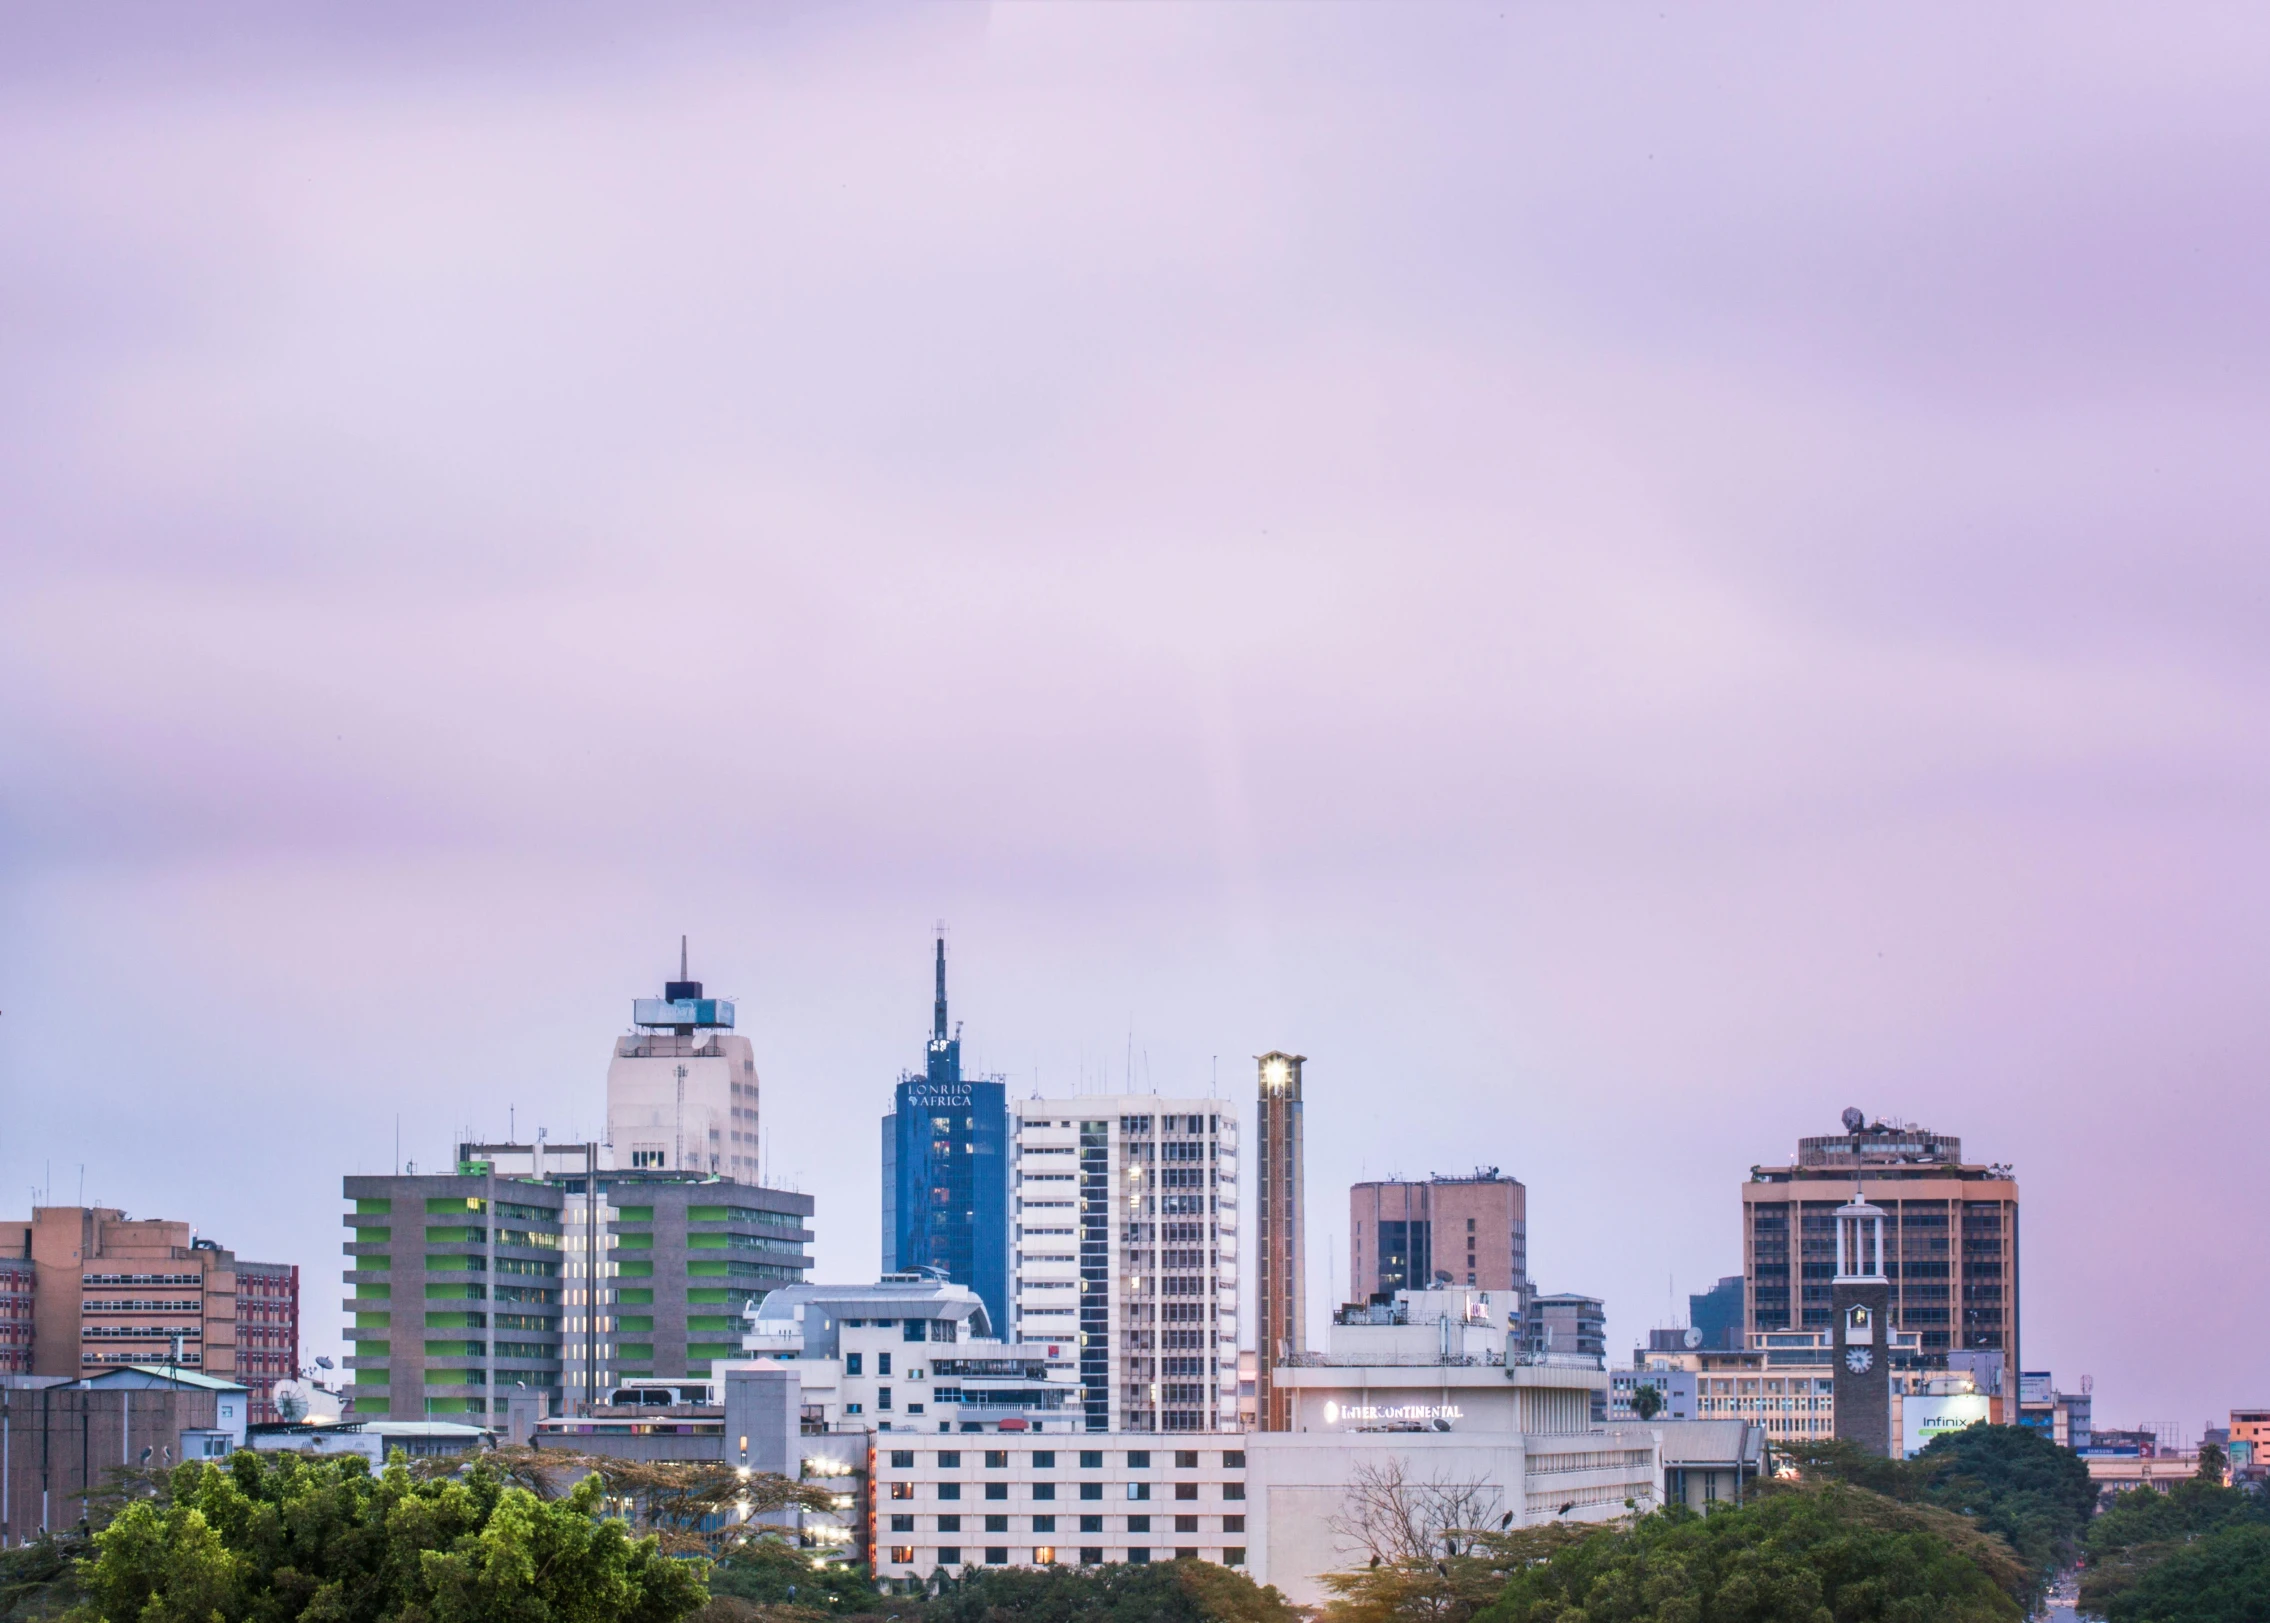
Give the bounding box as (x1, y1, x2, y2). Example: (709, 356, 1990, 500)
(1683, 1327, 1703, 1349)
(272, 1380, 311, 1423)
(1841, 1107, 1865, 1133)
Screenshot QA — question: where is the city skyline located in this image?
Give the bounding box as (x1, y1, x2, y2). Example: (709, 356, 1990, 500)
(7, 1, 2268, 1439)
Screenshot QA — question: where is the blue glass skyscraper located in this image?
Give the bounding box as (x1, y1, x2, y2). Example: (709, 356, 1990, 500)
(880, 936, 1008, 1336)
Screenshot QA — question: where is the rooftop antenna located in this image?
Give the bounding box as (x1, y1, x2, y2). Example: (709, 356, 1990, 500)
(934, 926, 948, 1044)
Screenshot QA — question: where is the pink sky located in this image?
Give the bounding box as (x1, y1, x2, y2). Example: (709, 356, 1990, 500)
(5, 2, 2268, 1434)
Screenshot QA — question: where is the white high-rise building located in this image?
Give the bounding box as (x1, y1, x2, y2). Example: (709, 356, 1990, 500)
(604, 943, 759, 1179)
(1010, 1098, 1240, 1432)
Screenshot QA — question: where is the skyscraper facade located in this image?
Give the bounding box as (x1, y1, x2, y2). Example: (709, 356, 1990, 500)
(881, 937, 1009, 1335)
(605, 943, 760, 1180)
(1010, 1098, 1239, 1431)
(1255, 1051, 1305, 1432)
(1348, 1169, 1527, 1302)
(1743, 1114, 2019, 1379)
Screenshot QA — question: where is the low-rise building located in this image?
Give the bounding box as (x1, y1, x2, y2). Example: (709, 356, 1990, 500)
(739, 1274, 1078, 1433)
(0, 1366, 249, 1542)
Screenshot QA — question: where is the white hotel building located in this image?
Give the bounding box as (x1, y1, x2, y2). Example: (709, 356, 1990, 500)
(1009, 1100, 1240, 1432)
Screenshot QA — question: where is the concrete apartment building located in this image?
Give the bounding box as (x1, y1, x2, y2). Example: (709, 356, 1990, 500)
(1743, 1112, 2019, 1378)
(606, 947, 760, 1182)
(0, 1208, 296, 1408)
(1349, 1169, 1528, 1300)
(1010, 1099, 1239, 1433)
(344, 1144, 813, 1418)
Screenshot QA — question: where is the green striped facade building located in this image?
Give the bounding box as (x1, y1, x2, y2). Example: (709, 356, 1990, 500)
(343, 1155, 812, 1417)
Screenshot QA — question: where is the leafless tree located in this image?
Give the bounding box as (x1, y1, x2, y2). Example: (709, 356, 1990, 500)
(1329, 1455, 1504, 1566)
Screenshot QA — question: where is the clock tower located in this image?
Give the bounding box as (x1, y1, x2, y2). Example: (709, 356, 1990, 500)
(1830, 1190, 1893, 1454)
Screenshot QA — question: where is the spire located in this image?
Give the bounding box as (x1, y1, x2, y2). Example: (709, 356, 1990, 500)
(933, 930, 948, 1044)
(680, 935, 689, 982)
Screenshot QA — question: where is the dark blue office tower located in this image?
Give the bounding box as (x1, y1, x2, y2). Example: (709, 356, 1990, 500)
(880, 935, 1008, 1336)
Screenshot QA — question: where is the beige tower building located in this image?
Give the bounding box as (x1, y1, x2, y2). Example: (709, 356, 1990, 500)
(1255, 1051, 1305, 1432)
(605, 943, 760, 1178)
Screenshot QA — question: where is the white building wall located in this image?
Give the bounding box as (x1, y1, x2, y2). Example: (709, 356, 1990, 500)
(605, 1032, 756, 1178)
(1245, 1431, 1660, 1606)
(1010, 1099, 1240, 1432)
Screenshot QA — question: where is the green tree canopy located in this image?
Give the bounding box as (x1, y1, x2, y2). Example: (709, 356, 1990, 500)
(2098, 1523, 2270, 1623)
(78, 1450, 708, 1623)
(2080, 1479, 2270, 1616)
(1468, 1486, 2027, 1623)
(920, 1559, 1293, 1623)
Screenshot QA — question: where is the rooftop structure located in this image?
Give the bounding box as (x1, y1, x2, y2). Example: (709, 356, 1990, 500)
(608, 941, 759, 1180)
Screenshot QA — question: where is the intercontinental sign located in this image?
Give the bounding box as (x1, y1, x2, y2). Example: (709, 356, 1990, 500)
(1321, 1400, 1464, 1426)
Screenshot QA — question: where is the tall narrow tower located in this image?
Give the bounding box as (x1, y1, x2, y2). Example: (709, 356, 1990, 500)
(882, 932, 1010, 1335)
(1255, 1050, 1306, 1432)
(1831, 1190, 1894, 1455)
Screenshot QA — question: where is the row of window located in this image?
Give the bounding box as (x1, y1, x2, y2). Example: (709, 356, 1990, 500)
(890, 1514, 1244, 1534)
(888, 1481, 1242, 1503)
(885, 1547, 1244, 1568)
(886, 1449, 1243, 1469)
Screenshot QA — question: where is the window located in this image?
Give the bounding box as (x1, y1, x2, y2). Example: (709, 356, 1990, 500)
(878, 1352, 892, 1376)
(1224, 1515, 1245, 1533)
(1033, 1483, 1056, 1501)
(1034, 1546, 1056, 1565)
(1080, 1515, 1103, 1533)
(1080, 1548, 1104, 1564)
(939, 1483, 961, 1500)
(878, 1387, 892, 1410)
(1174, 1450, 1198, 1468)
(985, 1548, 1008, 1565)
(985, 1483, 1007, 1501)
(1224, 1548, 1246, 1566)
(1080, 1450, 1103, 1468)
(889, 1546, 915, 1565)
(1080, 1483, 1102, 1501)
(1033, 1515, 1056, 1532)
(1174, 1482, 1198, 1501)
(1174, 1515, 1198, 1533)
(984, 1515, 1007, 1533)
(890, 1515, 913, 1532)
(938, 1515, 961, 1532)
(846, 1353, 863, 1375)
(1128, 1515, 1151, 1532)
(1128, 1548, 1151, 1564)
(938, 1547, 960, 1564)
(1033, 1451, 1056, 1468)
(1128, 1451, 1151, 1467)
(890, 1482, 914, 1500)
(1223, 1452, 1245, 1468)
(1126, 1483, 1151, 1501)
(985, 1449, 1008, 1468)
(890, 1450, 914, 1468)
(939, 1451, 962, 1467)
(1223, 1483, 1245, 1500)
(845, 1403, 863, 1415)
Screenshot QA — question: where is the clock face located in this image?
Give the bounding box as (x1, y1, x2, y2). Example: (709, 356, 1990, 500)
(1845, 1347, 1874, 1374)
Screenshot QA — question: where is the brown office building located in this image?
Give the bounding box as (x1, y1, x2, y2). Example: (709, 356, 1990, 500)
(1743, 1114, 2018, 1380)
(1349, 1169, 1527, 1302)
(0, 1207, 297, 1410)
(1255, 1051, 1306, 1432)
